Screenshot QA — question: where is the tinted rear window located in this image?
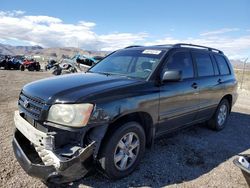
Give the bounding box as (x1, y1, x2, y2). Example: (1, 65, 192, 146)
(193, 52, 214, 77)
(214, 55, 230, 75)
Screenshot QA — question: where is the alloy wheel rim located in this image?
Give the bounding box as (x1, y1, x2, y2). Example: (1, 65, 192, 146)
(217, 104, 227, 126)
(114, 132, 140, 171)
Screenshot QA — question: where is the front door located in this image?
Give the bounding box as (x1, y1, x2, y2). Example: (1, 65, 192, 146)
(157, 50, 200, 135)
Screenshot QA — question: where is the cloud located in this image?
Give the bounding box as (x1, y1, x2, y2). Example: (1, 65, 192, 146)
(0, 10, 249, 58)
(23, 16, 62, 24)
(200, 28, 239, 36)
(78, 21, 96, 28)
(145, 35, 250, 59)
(0, 10, 25, 17)
(0, 10, 147, 51)
(98, 33, 148, 51)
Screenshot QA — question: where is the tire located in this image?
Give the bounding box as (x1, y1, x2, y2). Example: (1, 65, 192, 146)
(99, 122, 146, 179)
(20, 65, 25, 71)
(35, 64, 41, 71)
(52, 67, 62, 75)
(4, 64, 10, 70)
(208, 99, 230, 131)
(28, 66, 35, 71)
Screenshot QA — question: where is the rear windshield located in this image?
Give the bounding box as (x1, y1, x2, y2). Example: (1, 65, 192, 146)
(89, 49, 166, 79)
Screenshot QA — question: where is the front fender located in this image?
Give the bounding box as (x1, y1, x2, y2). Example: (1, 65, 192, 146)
(89, 97, 158, 126)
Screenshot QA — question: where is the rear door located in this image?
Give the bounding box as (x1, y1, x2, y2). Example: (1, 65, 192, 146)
(192, 51, 224, 120)
(157, 50, 200, 135)
(214, 54, 234, 90)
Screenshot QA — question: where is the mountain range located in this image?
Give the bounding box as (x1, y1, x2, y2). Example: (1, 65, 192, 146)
(0, 43, 107, 59)
(0, 43, 249, 69)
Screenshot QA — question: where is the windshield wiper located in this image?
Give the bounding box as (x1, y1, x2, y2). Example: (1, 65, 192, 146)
(89, 71, 137, 79)
(89, 71, 113, 76)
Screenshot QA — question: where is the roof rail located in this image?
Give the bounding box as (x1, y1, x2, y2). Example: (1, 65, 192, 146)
(173, 43, 224, 54)
(154, 44, 174, 47)
(124, 45, 142, 49)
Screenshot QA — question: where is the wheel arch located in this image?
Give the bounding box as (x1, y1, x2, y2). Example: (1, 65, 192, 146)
(97, 111, 154, 158)
(221, 94, 233, 113)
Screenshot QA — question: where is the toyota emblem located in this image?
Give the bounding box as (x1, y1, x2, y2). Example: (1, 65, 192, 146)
(23, 99, 29, 108)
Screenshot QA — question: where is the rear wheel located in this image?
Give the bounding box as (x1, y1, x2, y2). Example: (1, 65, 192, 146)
(208, 99, 230, 131)
(28, 65, 35, 71)
(20, 65, 25, 71)
(99, 122, 145, 179)
(35, 64, 41, 71)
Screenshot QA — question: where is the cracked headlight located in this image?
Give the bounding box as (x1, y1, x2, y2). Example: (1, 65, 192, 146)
(47, 103, 93, 127)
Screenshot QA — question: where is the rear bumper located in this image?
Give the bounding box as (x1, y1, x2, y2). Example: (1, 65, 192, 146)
(12, 111, 95, 184)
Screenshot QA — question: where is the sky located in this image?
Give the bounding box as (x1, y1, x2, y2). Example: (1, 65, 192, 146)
(0, 0, 249, 59)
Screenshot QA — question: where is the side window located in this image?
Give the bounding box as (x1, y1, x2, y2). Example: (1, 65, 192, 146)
(163, 51, 194, 79)
(211, 55, 219, 75)
(193, 52, 214, 77)
(214, 55, 230, 75)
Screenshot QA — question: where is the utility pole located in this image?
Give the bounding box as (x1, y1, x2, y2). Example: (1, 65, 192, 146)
(240, 58, 248, 89)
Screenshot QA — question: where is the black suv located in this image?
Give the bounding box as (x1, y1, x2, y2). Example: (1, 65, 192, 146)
(13, 43, 238, 184)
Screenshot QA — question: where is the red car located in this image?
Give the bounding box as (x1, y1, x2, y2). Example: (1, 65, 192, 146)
(20, 59, 41, 71)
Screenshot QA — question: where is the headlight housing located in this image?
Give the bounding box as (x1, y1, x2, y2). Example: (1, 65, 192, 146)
(47, 103, 93, 127)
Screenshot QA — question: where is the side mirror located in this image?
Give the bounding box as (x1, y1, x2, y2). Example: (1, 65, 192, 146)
(161, 70, 182, 82)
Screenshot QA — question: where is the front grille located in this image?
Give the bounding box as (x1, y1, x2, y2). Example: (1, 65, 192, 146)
(18, 92, 45, 120)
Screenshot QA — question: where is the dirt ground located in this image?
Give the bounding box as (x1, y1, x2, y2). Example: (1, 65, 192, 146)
(0, 70, 250, 188)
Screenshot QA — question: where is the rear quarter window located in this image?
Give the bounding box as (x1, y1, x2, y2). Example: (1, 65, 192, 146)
(214, 55, 230, 75)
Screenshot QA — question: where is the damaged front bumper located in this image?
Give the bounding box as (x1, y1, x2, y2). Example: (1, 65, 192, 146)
(12, 111, 95, 184)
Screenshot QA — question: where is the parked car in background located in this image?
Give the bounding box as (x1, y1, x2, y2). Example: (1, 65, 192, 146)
(51, 54, 103, 75)
(12, 43, 237, 184)
(20, 58, 41, 71)
(0, 55, 22, 70)
(13, 55, 25, 63)
(0, 55, 9, 69)
(45, 59, 63, 75)
(45, 59, 57, 71)
(92, 55, 104, 62)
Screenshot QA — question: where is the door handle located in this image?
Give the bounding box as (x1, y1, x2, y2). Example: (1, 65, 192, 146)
(191, 82, 198, 89)
(218, 79, 223, 84)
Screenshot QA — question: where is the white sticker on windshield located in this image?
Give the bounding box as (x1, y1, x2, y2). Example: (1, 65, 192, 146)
(142, 49, 162, 55)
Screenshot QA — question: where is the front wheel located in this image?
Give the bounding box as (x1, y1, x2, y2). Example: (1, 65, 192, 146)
(208, 99, 230, 131)
(99, 122, 145, 179)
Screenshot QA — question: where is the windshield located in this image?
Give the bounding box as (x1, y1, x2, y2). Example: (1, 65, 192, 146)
(89, 49, 166, 79)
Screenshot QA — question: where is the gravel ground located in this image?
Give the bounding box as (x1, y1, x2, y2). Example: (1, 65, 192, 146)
(0, 70, 250, 188)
